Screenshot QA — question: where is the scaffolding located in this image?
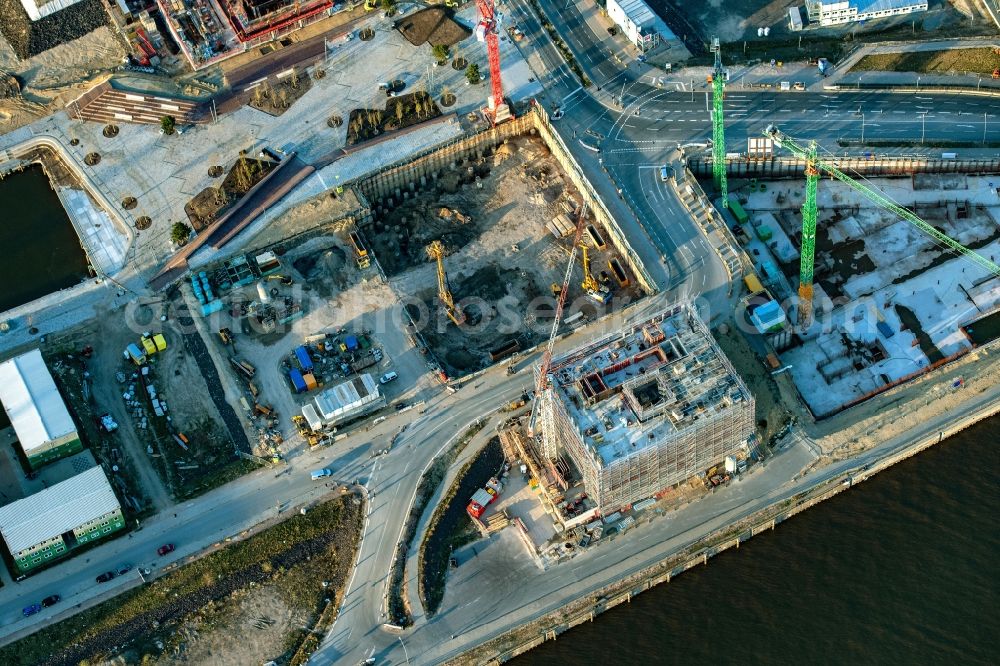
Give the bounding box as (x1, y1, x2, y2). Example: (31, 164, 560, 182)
(538, 303, 755, 511)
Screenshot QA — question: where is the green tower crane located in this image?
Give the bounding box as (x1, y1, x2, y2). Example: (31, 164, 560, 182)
(764, 125, 1000, 328)
(711, 37, 727, 207)
(799, 140, 819, 327)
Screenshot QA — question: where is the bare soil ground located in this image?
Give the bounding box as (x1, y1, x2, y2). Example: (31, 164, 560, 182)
(1, 495, 362, 666)
(851, 47, 1000, 75)
(248, 70, 314, 117)
(366, 135, 644, 377)
(184, 157, 277, 230)
(395, 7, 471, 47)
(347, 90, 441, 146)
(0, 17, 122, 132)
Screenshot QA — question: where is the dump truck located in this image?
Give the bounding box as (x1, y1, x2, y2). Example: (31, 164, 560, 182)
(230, 358, 256, 378)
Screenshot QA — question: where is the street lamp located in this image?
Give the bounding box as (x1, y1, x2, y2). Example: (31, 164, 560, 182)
(916, 75, 921, 92)
(984, 111, 989, 146)
(920, 111, 927, 144)
(861, 112, 865, 144)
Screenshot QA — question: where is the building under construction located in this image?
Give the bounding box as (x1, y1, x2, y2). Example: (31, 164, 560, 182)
(538, 303, 755, 511)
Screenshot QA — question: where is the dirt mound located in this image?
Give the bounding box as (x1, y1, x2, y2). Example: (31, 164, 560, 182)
(0, 74, 20, 98)
(395, 8, 471, 47)
(0, 0, 107, 60)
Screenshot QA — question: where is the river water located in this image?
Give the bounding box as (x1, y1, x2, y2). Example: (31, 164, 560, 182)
(516, 420, 999, 665)
(0, 164, 89, 313)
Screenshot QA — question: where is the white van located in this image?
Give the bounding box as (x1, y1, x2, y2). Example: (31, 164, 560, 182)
(380, 371, 398, 384)
(659, 165, 672, 182)
(311, 468, 333, 481)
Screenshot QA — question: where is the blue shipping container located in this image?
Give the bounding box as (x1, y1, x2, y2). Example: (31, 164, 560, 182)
(345, 335, 359, 351)
(876, 321, 894, 339)
(295, 346, 314, 371)
(289, 368, 307, 393)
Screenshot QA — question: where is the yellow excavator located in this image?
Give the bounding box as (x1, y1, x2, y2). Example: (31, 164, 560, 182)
(427, 241, 466, 325)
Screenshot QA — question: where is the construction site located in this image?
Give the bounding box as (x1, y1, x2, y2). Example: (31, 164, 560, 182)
(537, 303, 756, 512)
(690, 39, 1000, 420)
(724, 161, 1000, 418)
(360, 132, 647, 378)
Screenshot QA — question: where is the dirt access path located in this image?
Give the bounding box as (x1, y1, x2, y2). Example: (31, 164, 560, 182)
(78, 303, 174, 511)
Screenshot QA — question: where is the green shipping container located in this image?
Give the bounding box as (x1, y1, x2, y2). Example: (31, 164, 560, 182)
(756, 225, 772, 241)
(727, 197, 749, 225)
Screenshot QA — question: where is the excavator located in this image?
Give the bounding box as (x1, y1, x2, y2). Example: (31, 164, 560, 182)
(427, 240, 466, 325)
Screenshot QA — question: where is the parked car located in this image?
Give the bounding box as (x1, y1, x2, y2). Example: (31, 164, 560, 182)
(157, 543, 175, 557)
(116, 564, 133, 576)
(311, 468, 333, 481)
(95, 571, 116, 583)
(379, 371, 398, 384)
(41, 594, 60, 608)
(22, 603, 42, 617)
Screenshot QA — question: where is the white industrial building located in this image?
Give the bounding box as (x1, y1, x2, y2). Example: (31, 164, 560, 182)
(606, 0, 675, 53)
(804, 0, 928, 26)
(308, 374, 385, 427)
(0, 466, 124, 573)
(0, 349, 82, 470)
(18, 0, 85, 21)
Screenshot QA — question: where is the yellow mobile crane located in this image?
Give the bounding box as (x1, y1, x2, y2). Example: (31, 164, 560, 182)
(427, 240, 466, 326)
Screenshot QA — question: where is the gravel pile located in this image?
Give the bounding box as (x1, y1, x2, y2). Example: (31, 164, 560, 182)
(0, 0, 108, 60)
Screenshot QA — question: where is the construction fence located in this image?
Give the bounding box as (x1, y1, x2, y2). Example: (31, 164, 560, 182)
(687, 156, 1000, 179)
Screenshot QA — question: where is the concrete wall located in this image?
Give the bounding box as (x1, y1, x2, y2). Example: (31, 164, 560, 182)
(688, 156, 1000, 178)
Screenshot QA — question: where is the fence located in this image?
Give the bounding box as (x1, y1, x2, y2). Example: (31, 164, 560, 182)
(687, 156, 1000, 178)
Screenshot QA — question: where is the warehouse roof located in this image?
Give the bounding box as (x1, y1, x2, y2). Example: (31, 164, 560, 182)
(313, 374, 380, 421)
(0, 349, 76, 453)
(854, 0, 927, 12)
(0, 466, 120, 554)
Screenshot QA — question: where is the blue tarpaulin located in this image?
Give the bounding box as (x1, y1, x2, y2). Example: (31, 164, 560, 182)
(289, 368, 306, 393)
(295, 346, 313, 371)
(344, 335, 359, 351)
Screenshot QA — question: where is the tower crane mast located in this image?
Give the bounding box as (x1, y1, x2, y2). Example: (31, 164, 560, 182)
(476, 0, 512, 124)
(711, 36, 728, 207)
(528, 202, 589, 431)
(764, 125, 1000, 328)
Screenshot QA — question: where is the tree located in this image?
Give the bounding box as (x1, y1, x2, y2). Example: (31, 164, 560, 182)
(171, 222, 192, 245)
(380, 0, 396, 12)
(465, 63, 481, 84)
(431, 44, 450, 62)
(160, 115, 175, 135)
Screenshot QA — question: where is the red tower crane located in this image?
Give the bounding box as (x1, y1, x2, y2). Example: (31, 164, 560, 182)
(475, 0, 512, 124)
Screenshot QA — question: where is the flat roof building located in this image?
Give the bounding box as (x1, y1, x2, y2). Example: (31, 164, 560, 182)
(309, 374, 385, 427)
(606, 0, 676, 54)
(0, 349, 82, 470)
(0, 466, 124, 573)
(805, 0, 927, 26)
(539, 304, 755, 511)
